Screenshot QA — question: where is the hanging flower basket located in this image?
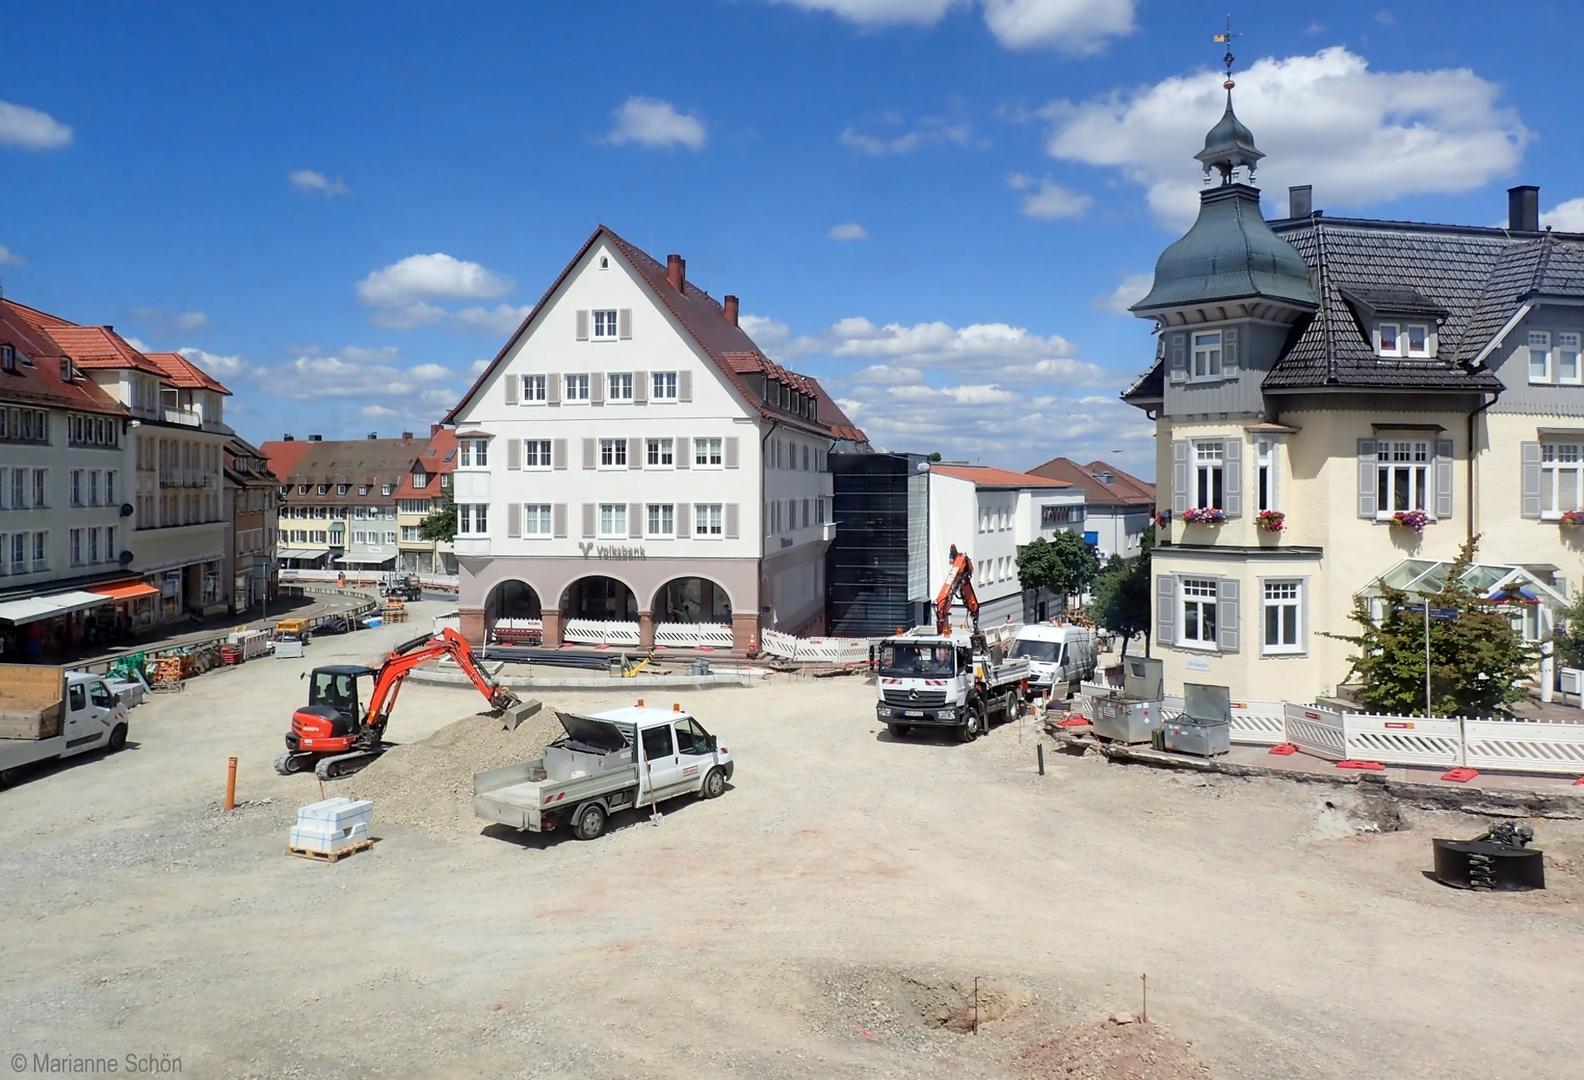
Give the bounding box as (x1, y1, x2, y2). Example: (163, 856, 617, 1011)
(1256, 510, 1286, 533)
(1560, 511, 1584, 529)
(1391, 509, 1430, 535)
(1153, 510, 1172, 527)
(1181, 507, 1227, 525)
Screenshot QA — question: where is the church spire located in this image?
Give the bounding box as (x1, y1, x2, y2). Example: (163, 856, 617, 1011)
(1194, 15, 1263, 185)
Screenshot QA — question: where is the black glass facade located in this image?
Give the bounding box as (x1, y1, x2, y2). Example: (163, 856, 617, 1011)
(826, 452, 927, 636)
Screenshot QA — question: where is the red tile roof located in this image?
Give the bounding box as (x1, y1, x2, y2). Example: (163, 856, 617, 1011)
(394, 427, 458, 498)
(1025, 457, 1155, 507)
(143, 351, 232, 395)
(446, 225, 865, 444)
(0, 302, 130, 416)
(930, 464, 1071, 490)
(260, 439, 312, 483)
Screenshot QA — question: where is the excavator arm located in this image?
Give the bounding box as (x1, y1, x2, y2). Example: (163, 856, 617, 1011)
(935, 544, 981, 636)
(362, 627, 519, 734)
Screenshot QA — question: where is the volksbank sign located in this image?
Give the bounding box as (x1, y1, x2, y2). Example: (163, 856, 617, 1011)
(577, 542, 647, 560)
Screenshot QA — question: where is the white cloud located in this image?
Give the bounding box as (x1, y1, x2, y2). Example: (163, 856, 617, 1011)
(275, 347, 460, 402)
(178, 347, 250, 381)
(739, 314, 791, 354)
(828, 222, 869, 241)
(368, 302, 447, 330)
(1541, 198, 1584, 232)
(172, 311, 209, 331)
(123, 336, 152, 352)
(1044, 46, 1529, 228)
(289, 169, 350, 197)
(803, 315, 1098, 385)
(469, 359, 490, 374)
(766, 0, 1132, 52)
(0, 243, 24, 266)
(1007, 172, 1092, 219)
(841, 113, 971, 155)
(454, 303, 533, 336)
(131, 307, 211, 332)
(604, 97, 707, 151)
(0, 99, 73, 150)
(357, 253, 515, 307)
(1091, 272, 1153, 314)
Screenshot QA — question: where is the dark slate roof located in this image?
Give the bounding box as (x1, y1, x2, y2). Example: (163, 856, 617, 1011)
(1459, 233, 1584, 363)
(1262, 218, 1510, 392)
(1121, 359, 1164, 404)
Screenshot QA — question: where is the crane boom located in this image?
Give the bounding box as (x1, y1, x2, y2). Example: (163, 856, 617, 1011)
(935, 544, 981, 636)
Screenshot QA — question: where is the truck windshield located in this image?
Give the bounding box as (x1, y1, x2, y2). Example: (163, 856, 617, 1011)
(878, 643, 955, 677)
(1010, 640, 1062, 663)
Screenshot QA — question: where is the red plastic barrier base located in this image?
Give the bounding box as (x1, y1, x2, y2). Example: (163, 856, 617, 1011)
(1441, 767, 1479, 783)
(1268, 743, 1297, 755)
(1336, 760, 1386, 771)
(1574, 776, 1584, 786)
(1057, 717, 1091, 728)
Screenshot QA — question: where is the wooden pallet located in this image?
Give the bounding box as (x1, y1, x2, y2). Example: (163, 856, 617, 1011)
(285, 839, 373, 863)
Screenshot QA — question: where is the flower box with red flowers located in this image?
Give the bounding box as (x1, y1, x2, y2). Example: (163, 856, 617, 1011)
(1181, 507, 1227, 525)
(1256, 510, 1285, 533)
(1560, 511, 1584, 528)
(1391, 509, 1430, 534)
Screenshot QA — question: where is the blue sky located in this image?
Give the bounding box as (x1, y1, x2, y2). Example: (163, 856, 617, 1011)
(4, 1, 1581, 479)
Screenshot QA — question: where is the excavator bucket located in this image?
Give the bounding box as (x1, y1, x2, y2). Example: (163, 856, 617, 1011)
(501, 699, 542, 731)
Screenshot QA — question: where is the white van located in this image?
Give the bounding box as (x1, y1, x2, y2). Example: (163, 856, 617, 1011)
(1008, 624, 1097, 697)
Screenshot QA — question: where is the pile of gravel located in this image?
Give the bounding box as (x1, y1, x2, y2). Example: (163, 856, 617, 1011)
(1016, 1018, 1211, 1080)
(343, 707, 565, 836)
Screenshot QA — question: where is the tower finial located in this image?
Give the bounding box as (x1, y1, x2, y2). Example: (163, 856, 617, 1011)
(1213, 14, 1241, 91)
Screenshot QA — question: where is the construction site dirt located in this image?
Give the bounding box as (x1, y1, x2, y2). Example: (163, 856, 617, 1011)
(1, 605, 1582, 1079)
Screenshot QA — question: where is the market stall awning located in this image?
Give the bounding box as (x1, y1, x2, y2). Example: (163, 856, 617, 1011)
(336, 557, 396, 566)
(89, 581, 160, 602)
(0, 590, 113, 625)
(278, 548, 328, 560)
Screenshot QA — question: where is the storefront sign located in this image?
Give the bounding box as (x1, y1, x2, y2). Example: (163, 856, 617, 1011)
(577, 542, 648, 560)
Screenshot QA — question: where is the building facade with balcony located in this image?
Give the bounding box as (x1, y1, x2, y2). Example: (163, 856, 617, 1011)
(444, 226, 866, 652)
(262, 433, 423, 572)
(224, 436, 280, 612)
(395, 426, 457, 575)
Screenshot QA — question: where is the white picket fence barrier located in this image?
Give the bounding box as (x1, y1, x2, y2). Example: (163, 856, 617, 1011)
(563, 619, 641, 647)
(762, 629, 875, 665)
(227, 628, 271, 660)
(432, 614, 460, 635)
(1283, 703, 1347, 761)
(1227, 700, 1286, 746)
(279, 568, 460, 589)
(1465, 718, 1584, 775)
(653, 623, 735, 648)
(1344, 713, 1463, 769)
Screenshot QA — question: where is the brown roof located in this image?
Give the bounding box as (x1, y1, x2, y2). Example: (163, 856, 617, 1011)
(260, 437, 422, 501)
(0, 301, 130, 417)
(394, 427, 458, 498)
(261, 439, 312, 483)
(930, 464, 1071, 490)
(446, 225, 865, 443)
(1025, 457, 1155, 507)
(143, 351, 232, 395)
(40, 324, 166, 376)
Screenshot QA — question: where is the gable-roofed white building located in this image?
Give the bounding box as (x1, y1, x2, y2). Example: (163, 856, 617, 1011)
(445, 226, 866, 653)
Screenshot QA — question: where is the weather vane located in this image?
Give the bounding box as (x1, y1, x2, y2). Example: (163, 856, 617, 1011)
(1213, 14, 1241, 90)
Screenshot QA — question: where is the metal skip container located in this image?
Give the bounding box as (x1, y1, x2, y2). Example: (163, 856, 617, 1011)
(1092, 697, 1163, 744)
(1162, 682, 1232, 757)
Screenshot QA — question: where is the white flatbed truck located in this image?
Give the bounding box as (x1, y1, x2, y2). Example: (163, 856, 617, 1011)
(474, 706, 734, 841)
(0, 665, 130, 785)
(874, 627, 1031, 742)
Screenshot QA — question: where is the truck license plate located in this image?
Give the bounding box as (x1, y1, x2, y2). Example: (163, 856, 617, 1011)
(903, 710, 925, 718)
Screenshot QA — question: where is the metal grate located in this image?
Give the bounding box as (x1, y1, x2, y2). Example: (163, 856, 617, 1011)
(883, 689, 946, 707)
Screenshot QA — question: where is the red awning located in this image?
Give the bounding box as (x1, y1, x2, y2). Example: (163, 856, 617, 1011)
(89, 581, 160, 602)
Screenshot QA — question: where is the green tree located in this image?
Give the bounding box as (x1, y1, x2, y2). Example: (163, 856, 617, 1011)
(1016, 530, 1101, 612)
(1090, 525, 1155, 656)
(1327, 536, 1536, 717)
(928, 451, 943, 462)
(1553, 589, 1584, 670)
(418, 498, 457, 543)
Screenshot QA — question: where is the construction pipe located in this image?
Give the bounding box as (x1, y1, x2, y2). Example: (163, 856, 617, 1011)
(225, 757, 238, 811)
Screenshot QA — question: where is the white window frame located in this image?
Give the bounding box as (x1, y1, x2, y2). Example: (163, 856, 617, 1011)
(607, 372, 634, 402)
(1527, 330, 1552, 383)
(564, 374, 590, 402)
(1404, 323, 1431, 358)
(693, 437, 723, 468)
(1179, 577, 1219, 650)
(1378, 322, 1402, 357)
(459, 439, 489, 468)
(523, 504, 552, 537)
(457, 503, 489, 536)
(523, 439, 552, 469)
(645, 503, 675, 538)
(1193, 441, 1224, 510)
(1557, 332, 1583, 386)
(592, 309, 619, 341)
(521, 374, 547, 403)
(598, 503, 627, 538)
(1261, 579, 1303, 656)
(694, 503, 723, 538)
(1539, 441, 1584, 519)
(1255, 439, 1277, 512)
(598, 438, 627, 469)
(1375, 438, 1432, 519)
(651, 371, 678, 402)
(645, 438, 674, 468)
(1191, 331, 1223, 380)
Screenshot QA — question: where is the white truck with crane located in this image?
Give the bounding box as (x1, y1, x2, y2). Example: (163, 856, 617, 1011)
(874, 544, 1030, 742)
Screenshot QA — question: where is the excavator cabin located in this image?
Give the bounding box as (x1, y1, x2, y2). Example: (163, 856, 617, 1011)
(298, 665, 376, 737)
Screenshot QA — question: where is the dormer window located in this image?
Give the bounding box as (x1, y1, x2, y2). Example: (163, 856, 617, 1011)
(1, 345, 15, 372)
(1405, 324, 1429, 357)
(1378, 322, 1432, 359)
(1191, 331, 1222, 379)
(60, 358, 72, 382)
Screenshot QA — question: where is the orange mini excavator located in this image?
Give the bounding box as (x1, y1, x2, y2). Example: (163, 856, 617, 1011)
(274, 627, 522, 781)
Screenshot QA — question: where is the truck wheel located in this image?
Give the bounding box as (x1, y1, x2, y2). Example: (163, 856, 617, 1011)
(887, 723, 910, 738)
(0, 766, 21, 787)
(573, 804, 607, 841)
(1003, 688, 1019, 719)
(957, 702, 985, 743)
(700, 767, 727, 799)
(107, 724, 128, 752)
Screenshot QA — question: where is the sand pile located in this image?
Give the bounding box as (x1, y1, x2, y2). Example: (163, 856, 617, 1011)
(1017, 1019, 1211, 1080)
(343, 706, 565, 835)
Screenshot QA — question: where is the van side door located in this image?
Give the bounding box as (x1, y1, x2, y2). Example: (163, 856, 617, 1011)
(63, 682, 101, 751)
(639, 724, 684, 802)
(672, 718, 715, 791)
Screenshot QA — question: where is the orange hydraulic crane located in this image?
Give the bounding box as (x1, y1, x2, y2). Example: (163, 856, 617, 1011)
(274, 627, 522, 780)
(935, 544, 981, 636)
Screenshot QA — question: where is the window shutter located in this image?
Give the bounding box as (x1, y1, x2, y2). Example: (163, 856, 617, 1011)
(552, 438, 567, 470)
(590, 373, 605, 405)
(1521, 441, 1543, 518)
(1216, 578, 1240, 652)
(552, 503, 567, 538)
(725, 503, 739, 539)
(506, 440, 521, 470)
(675, 502, 689, 537)
(633, 370, 648, 404)
(678, 370, 693, 403)
(1433, 439, 1455, 520)
(1222, 437, 1243, 517)
(575, 311, 589, 341)
(547, 373, 561, 405)
(506, 503, 521, 538)
(676, 436, 690, 469)
(618, 308, 632, 340)
(628, 436, 642, 469)
(581, 503, 595, 538)
(1169, 333, 1188, 383)
(1357, 439, 1377, 518)
(503, 375, 518, 405)
(724, 437, 740, 469)
(1171, 440, 1190, 515)
(1156, 574, 1176, 645)
(1222, 327, 1239, 374)
(629, 502, 642, 538)
(582, 438, 596, 469)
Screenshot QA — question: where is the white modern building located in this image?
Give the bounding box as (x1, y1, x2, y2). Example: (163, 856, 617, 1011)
(445, 226, 866, 652)
(1025, 456, 1156, 560)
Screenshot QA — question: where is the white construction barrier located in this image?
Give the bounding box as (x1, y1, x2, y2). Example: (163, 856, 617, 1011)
(1227, 700, 1287, 746)
(563, 619, 641, 647)
(654, 623, 734, 648)
(1283, 703, 1347, 761)
(1464, 718, 1584, 775)
(1343, 713, 1463, 768)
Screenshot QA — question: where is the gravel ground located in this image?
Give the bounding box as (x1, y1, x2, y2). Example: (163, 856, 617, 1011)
(1, 610, 1582, 1080)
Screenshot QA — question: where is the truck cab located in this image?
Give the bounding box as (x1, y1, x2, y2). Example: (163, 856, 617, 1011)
(0, 667, 129, 785)
(874, 629, 1029, 743)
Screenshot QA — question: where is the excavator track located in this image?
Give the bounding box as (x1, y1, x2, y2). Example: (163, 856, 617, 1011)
(314, 748, 386, 781)
(274, 751, 315, 776)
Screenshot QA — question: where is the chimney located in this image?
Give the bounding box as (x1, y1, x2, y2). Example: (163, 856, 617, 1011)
(309, 434, 323, 442)
(723, 295, 739, 326)
(1509, 185, 1540, 232)
(401, 431, 413, 443)
(367, 431, 378, 440)
(284, 434, 295, 441)
(1288, 185, 1313, 219)
(430, 423, 441, 436)
(666, 253, 686, 292)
